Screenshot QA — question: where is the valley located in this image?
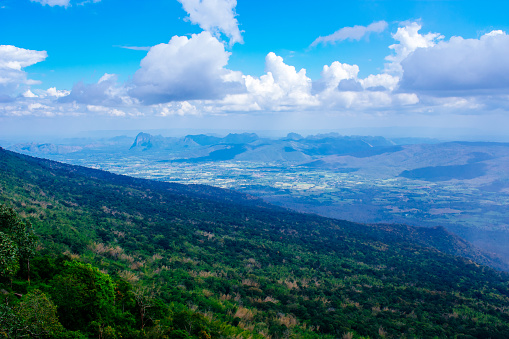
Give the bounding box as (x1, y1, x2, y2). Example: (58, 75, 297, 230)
(9, 132, 509, 263)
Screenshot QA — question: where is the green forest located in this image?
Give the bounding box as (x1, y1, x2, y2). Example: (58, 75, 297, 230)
(1, 147, 509, 338)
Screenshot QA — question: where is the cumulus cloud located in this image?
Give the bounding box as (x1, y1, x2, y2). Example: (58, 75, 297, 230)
(155, 101, 200, 116)
(0, 45, 48, 70)
(130, 32, 244, 104)
(178, 0, 243, 45)
(16, 20, 509, 121)
(360, 74, 400, 92)
(3, 101, 56, 117)
(228, 52, 318, 111)
(0, 45, 47, 99)
(23, 90, 37, 98)
(87, 105, 127, 117)
(30, 0, 71, 7)
(316, 61, 359, 91)
(45, 87, 70, 98)
(217, 53, 415, 113)
(314, 64, 418, 111)
(311, 21, 388, 47)
(59, 73, 132, 106)
(400, 30, 509, 94)
(385, 22, 443, 76)
(313, 61, 399, 94)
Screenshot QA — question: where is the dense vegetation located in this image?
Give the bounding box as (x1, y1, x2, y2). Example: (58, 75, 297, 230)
(1, 147, 509, 338)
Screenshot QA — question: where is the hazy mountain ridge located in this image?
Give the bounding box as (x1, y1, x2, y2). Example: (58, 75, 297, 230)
(9, 132, 412, 163)
(9, 142, 85, 154)
(304, 141, 509, 181)
(13, 133, 507, 178)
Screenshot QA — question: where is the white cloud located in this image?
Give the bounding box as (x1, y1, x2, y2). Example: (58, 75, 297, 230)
(45, 87, 70, 98)
(98, 73, 116, 83)
(60, 73, 132, 106)
(0, 45, 48, 71)
(12, 20, 509, 123)
(313, 60, 400, 96)
(385, 22, 443, 76)
(31, 0, 101, 7)
(77, 0, 101, 5)
(0, 96, 83, 117)
(157, 101, 199, 116)
(311, 21, 388, 47)
(316, 83, 416, 111)
(484, 30, 505, 37)
(26, 102, 55, 116)
(109, 108, 126, 117)
(360, 74, 399, 91)
(23, 90, 37, 98)
(130, 31, 243, 104)
(214, 52, 421, 113)
(229, 52, 318, 111)
(115, 45, 151, 51)
(400, 30, 509, 94)
(86, 104, 107, 112)
(28, 102, 48, 111)
(178, 0, 243, 46)
(394, 93, 419, 106)
(0, 45, 47, 99)
(319, 61, 359, 89)
(87, 105, 127, 117)
(30, 0, 71, 7)
(264, 52, 313, 102)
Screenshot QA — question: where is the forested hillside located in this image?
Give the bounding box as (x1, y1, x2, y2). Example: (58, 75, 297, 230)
(1, 147, 509, 338)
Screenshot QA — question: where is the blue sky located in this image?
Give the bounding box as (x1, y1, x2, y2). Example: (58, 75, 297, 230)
(1, 0, 509, 138)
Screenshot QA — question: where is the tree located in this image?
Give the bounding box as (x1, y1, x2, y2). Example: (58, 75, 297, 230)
(133, 284, 160, 332)
(50, 261, 115, 333)
(0, 204, 37, 282)
(0, 290, 65, 338)
(0, 232, 19, 281)
(16, 289, 65, 337)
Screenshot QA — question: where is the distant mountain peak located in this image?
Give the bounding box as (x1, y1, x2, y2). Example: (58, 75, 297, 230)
(285, 132, 303, 141)
(130, 132, 153, 150)
(221, 133, 259, 144)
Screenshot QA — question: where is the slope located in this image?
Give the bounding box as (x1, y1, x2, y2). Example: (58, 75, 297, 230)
(1, 147, 509, 338)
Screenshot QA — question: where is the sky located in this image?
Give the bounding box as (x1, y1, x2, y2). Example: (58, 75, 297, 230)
(1, 0, 509, 139)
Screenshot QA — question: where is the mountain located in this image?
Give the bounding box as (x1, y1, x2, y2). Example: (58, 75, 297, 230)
(168, 133, 397, 162)
(8, 136, 133, 156)
(303, 141, 509, 179)
(1, 147, 509, 338)
(129, 132, 185, 151)
(283, 132, 304, 141)
(129, 132, 154, 150)
(124, 132, 403, 162)
(221, 133, 259, 144)
(185, 134, 222, 146)
(9, 142, 84, 154)
(7, 132, 407, 163)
